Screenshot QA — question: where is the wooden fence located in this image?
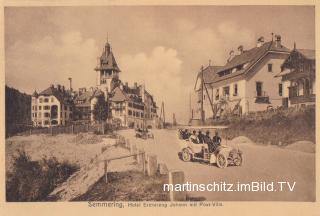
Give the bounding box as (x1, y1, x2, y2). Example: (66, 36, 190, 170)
(17, 123, 108, 136)
(102, 135, 186, 201)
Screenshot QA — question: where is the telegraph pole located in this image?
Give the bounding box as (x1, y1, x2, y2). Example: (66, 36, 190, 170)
(200, 66, 205, 124)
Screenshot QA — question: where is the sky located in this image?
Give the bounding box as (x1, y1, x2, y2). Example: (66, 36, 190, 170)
(5, 6, 315, 123)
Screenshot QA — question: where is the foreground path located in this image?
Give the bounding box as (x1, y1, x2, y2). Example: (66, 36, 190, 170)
(49, 143, 136, 201)
(118, 129, 315, 201)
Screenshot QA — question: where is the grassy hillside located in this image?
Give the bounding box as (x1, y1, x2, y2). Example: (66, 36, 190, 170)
(5, 85, 32, 137)
(221, 107, 315, 145)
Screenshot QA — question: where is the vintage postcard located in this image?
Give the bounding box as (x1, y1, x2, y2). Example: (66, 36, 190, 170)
(1, 1, 319, 216)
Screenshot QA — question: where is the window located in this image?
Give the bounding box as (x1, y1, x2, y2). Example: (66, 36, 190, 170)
(256, 82, 263, 97)
(39, 98, 43, 103)
(44, 112, 50, 117)
(44, 105, 50, 110)
(44, 120, 49, 125)
(215, 89, 220, 100)
(279, 83, 283, 96)
(233, 84, 238, 96)
(44, 98, 49, 103)
(223, 86, 230, 97)
(39, 106, 42, 110)
(128, 110, 132, 116)
(268, 64, 273, 72)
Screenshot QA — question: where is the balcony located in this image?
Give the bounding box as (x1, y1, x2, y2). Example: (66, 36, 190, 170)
(289, 94, 315, 105)
(255, 91, 270, 104)
(288, 86, 315, 105)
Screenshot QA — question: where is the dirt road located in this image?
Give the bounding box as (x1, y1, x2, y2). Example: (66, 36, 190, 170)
(118, 129, 315, 201)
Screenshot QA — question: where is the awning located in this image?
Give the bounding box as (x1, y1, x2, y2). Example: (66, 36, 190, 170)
(274, 69, 291, 77)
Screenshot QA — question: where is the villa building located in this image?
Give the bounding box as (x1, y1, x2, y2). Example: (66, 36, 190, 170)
(192, 35, 291, 122)
(31, 85, 73, 127)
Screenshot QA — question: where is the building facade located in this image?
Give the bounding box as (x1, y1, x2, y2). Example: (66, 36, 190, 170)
(31, 85, 73, 127)
(277, 46, 315, 108)
(192, 35, 290, 122)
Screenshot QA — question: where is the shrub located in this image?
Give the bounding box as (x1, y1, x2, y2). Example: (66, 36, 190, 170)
(6, 150, 79, 201)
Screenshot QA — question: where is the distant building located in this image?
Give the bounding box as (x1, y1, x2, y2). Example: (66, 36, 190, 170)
(192, 35, 290, 122)
(31, 85, 73, 127)
(109, 82, 158, 128)
(276, 46, 315, 108)
(31, 40, 158, 128)
(73, 87, 104, 123)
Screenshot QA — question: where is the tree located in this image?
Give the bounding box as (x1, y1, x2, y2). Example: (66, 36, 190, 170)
(92, 96, 108, 134)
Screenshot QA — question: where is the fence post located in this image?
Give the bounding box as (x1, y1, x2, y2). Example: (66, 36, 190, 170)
(137, 150, 144, 164)
(147, 154, 157, 176)
(132, 145, 138, 160)
(71, 125, 74, 134)
(125, 139, 130, 149)
(104, 160, 108, 183)
(169, 170, 186, 201)
(50, 127, 53, 136)
(142, 152, 146, 175)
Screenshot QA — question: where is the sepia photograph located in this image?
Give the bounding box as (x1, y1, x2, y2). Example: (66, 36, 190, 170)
(2, 3, 317, 209)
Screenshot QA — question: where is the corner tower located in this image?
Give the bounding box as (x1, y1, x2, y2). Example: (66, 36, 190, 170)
(95, 41, 121, 96)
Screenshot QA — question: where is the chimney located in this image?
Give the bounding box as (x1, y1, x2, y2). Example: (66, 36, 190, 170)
(227, 50, 235, 62)
(237, 45, 244, 54)
(275, 34, 282, 48)
(134, 82, 138, 89)
(50, 84, 54, 89)
(57, 84, 61, 91)
(257, 36, 265, 47)
(68, 77, 73, 91)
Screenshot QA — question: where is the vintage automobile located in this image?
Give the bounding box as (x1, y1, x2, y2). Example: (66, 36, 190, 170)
(178, 126, 243, 168)
(135, 128, 154, 139)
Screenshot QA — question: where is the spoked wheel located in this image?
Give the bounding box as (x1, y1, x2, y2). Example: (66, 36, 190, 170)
(233, 154, 243, 166)
(182, 149, 192, 162)
(216, 153, 228, 168)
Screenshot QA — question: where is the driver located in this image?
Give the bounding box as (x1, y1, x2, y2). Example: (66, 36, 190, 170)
(212, 131, 222, 151)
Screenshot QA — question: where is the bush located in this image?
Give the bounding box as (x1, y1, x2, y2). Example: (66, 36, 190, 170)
(6, 150, 79, 201)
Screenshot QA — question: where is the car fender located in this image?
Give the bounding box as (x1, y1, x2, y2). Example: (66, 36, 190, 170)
(182, 147, 194, 155)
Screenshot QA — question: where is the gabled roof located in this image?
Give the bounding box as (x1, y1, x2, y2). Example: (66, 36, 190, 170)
(95, 42, 121, 72)
(74, 89, 104, 107)
(217, 41, 290, 74)
(109, 86, 128, 102)
(194, 65, 223, 90)
(39, 86, 73, 105)
(296, 49, 315, 60)
(207, 40, 290, 86)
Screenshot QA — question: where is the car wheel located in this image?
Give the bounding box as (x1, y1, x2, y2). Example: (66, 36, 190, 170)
(182, 149, 192, 162)
(233, 154, 243, 166)
(216, 153, 228, 168)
